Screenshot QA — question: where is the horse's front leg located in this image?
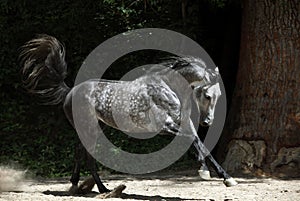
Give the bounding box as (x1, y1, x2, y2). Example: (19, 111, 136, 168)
(193, 141, 211, 180)
(188, 120, 238, 187)
(194, 135, 238, 186)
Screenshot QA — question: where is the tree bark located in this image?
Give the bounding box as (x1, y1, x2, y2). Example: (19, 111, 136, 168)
(222, 0, 300, 177)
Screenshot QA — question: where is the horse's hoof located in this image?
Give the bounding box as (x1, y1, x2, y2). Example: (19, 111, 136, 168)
(69, 185, 79, 195)
(198, 169, 211, 180)
(78, 177, 95, 194)
(223, 177, 238, 187)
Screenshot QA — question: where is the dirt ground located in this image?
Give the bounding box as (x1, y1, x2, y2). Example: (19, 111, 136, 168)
(0, 171, 299, 201)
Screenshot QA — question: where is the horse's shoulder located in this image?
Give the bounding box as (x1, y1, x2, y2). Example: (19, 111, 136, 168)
(146, 83, 181, 110)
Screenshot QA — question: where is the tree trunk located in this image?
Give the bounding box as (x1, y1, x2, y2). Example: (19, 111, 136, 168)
(222, 0, 300, 177)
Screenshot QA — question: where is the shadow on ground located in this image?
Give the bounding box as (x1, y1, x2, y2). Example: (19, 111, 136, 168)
(43, 190, 201, 200)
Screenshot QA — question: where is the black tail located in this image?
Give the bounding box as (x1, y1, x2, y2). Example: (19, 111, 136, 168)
(19, 34, 70, 105)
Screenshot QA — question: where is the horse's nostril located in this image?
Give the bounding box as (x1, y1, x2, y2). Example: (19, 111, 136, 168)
(202, 121, 209, 127)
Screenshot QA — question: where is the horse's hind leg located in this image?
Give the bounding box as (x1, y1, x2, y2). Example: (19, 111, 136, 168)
(69, 142, 84, 195)
(86, 153, 110, 193)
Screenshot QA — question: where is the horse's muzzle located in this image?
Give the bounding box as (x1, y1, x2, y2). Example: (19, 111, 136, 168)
(200, 118, 213, 127)
(201, 121, 209, 127)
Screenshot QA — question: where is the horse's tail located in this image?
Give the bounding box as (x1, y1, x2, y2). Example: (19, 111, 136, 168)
(19, 34, 70, 105)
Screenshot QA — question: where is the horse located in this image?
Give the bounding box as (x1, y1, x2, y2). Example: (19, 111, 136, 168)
(19, 35, 237, 195)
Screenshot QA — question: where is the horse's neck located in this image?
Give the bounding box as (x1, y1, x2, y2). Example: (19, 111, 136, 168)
(174, 65, 207, 85)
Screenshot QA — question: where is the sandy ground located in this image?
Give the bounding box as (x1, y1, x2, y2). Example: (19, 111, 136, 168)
(0, 171, 299, 201)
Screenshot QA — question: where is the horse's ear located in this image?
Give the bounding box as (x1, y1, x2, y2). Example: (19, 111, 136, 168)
(212, 67, 220, 83)
(214, 67, 219, 74)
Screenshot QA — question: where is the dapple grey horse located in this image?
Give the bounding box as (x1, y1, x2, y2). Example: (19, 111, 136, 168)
(19, 35, 237, 194)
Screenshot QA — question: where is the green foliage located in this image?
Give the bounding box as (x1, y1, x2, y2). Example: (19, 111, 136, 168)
(209, 0, 227, 8)
(0, 126, 76, 177)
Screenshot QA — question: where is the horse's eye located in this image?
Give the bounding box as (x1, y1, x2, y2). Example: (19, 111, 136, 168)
(204, 94, 211, 100)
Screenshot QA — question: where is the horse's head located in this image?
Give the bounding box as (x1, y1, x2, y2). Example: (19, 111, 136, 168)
(192, 68, 221, 127)
(164, 57, 222, 127)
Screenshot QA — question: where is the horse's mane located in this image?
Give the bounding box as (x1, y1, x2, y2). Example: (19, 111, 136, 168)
(167, 56, 207, 69)
(162, 56, 219, 84)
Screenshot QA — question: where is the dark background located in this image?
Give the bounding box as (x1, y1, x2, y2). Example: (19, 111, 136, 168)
(3, 0, 295, 178)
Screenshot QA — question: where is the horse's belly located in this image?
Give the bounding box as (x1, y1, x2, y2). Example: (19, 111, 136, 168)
(95, 101, 166, 134)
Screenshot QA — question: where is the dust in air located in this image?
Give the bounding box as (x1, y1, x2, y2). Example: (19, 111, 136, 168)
(0, 166, 27, 192)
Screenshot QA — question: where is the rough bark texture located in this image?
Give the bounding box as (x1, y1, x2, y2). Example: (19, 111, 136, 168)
(222, 0, 300, 177)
